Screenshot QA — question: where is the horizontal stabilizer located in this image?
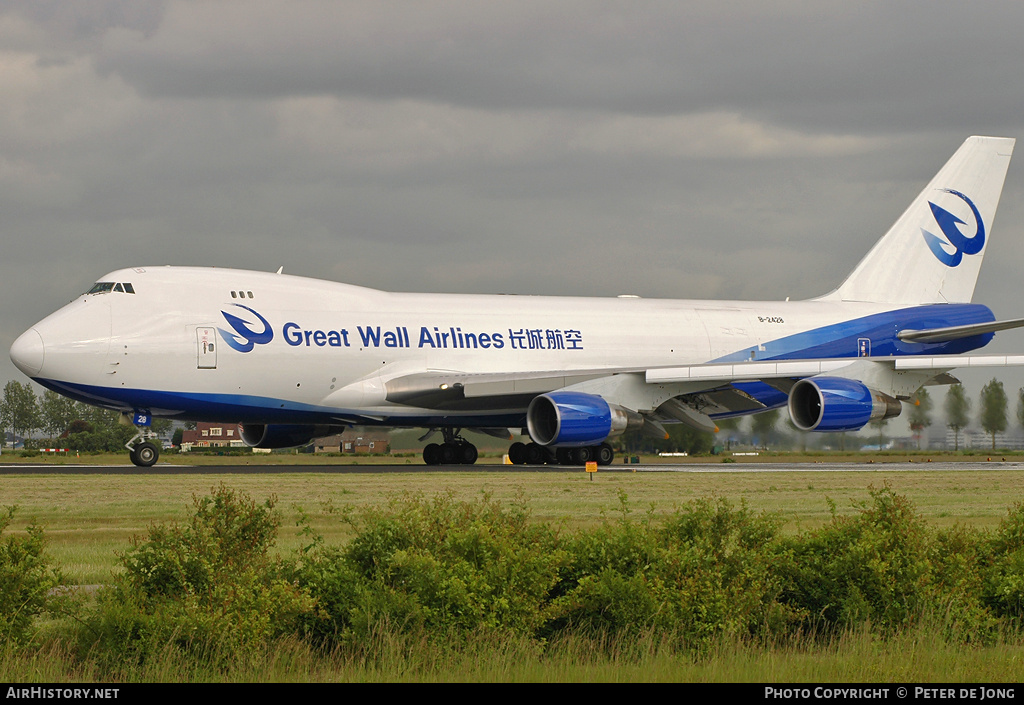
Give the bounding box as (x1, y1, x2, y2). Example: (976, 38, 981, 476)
(898, 317, 1024, 343)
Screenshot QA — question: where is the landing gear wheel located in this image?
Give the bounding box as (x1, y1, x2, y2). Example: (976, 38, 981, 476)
(423, 443, 441, 465)
(130, 441, 159, 468)
(439, 442, 458, 465)
(525, 442, 548, 465)
(508, 442, 527, 465)
(571, 446, 594, 465)
(596, 443, 614, 466)
(422, 428, 478, 466)
(124, 413, 160, 469)
(457, 441, 478, 465)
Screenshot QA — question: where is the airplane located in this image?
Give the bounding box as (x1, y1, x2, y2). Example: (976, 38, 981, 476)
(9, 135, 1024, 468)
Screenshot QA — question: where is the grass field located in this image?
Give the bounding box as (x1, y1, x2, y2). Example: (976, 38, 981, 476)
(2, 456, 1024, 586)
(4, 625, 1024, 683)
(4, 455, 1024, 682)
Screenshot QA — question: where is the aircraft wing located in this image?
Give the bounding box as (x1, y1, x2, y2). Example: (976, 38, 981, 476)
(381, 353, 1024, 416)
(383, 367, 642, 410)
(646, 354, 1024, 403)
(647, 353, 1024, 383)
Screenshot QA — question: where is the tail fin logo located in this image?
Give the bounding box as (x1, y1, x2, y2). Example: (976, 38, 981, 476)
(921, 189, 985, 267)
(219, 304, 274, 353)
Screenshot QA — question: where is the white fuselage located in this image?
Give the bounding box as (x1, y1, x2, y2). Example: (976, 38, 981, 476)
(14, 265, 909, 425)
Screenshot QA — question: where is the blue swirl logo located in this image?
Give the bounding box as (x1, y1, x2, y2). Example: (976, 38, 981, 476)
(218, 304, 274, 353)
(921, 189, 985, 267)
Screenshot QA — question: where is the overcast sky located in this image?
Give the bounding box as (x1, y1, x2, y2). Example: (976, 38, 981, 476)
(4, 1, 1024, 426)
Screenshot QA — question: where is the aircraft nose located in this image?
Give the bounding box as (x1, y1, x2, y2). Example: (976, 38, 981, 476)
(10, 328, 45, 378)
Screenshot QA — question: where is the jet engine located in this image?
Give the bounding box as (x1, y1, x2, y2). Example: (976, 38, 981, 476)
(238, 423, 334, 449)
(788, 377, 902, 432)
(527, 391, 642, 446)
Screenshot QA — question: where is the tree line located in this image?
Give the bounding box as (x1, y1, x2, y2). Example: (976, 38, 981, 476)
(626, 377, 1024, 454)
(917, 378, 1020, 451)
(3, 377, 1024, 454)
(0, 380, 170, 452)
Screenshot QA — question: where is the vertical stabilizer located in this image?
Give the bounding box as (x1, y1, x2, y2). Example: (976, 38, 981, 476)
(821, 136, 1014, 305)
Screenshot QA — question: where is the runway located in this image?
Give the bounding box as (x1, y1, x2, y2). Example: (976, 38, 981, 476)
(2, 460, 1023, 475)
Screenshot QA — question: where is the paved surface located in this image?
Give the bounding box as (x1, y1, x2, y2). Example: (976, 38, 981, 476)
(2, 461, 1023, 474)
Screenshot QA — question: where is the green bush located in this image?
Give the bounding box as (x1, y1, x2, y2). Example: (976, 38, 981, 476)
(548, 494, 793, 650)
(280, 490, 1024, 651)
(778, 485, 936, 634)
(982, 502, 1024, 623)
(16, 484, 1024, 670)
(288, 492, 565, 644)
(928, 524, 999, 642)
(657, 496, 797, 641)
(0, 506, 64, 644)
(81, 485, 315, 664)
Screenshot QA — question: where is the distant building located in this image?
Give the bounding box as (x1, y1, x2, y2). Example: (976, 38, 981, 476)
(928, 425, 1024, 450)
(180, 422, 245, 451)
(315, 430, 390, 454)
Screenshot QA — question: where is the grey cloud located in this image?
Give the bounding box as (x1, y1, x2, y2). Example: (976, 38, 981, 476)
(2, 1, 1024, 393)
(79, 2, 1024, 135)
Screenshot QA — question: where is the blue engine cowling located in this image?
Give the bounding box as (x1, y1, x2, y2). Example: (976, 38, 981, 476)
(527, 391, 641, 447)
(788, 377, 902, 432)
(238, 423, 333, 449)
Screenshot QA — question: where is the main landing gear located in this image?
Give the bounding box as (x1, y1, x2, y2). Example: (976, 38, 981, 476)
(419, 429, 615, 467)
(507, 441, 615, 466)
(422, 428, 479, 465)
(125, 421, 160, 468)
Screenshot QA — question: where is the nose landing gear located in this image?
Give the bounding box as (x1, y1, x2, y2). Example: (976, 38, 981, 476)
(124, 412, 160, 467)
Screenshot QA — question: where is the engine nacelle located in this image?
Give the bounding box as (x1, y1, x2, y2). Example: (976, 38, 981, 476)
(238, 423, 333, 449)
(788, 377, 902, 432)
(527, 391, 642, 447)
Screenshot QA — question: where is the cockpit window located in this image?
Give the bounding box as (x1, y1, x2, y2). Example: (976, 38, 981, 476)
(86, 282, 136, 295)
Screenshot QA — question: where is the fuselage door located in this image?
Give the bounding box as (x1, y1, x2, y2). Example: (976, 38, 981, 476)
(197, 327, 218, 369)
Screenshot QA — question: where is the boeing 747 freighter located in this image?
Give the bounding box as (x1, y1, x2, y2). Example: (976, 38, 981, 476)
(10, 136, 1022, 466)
